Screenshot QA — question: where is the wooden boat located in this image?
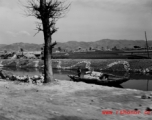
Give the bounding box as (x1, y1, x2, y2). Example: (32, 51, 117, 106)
(68, 74, 130, 86)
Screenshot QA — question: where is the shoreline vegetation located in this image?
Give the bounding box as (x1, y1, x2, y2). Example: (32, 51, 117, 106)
(0, 59, 152, 73)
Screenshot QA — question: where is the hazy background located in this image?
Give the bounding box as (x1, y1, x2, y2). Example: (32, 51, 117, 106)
(0, 0, 152, 44)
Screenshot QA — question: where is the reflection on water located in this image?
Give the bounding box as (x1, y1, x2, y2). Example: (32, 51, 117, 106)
(103, 71, 152, 91)
(121, 79, 152, 91)
(0, 67, 152, 91)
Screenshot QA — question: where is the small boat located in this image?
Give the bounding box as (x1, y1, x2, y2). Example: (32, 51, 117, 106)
(68, 74, 130, 86)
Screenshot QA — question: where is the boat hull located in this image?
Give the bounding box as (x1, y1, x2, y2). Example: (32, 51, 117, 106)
(68, 75, 129, 86)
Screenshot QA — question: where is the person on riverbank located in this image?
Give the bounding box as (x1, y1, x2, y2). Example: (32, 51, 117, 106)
(0, 70, 6, 79)
(77, 67, 81, 78)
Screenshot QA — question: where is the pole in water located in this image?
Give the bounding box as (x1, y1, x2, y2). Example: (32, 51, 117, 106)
(145, 31, 150, 58)
(147, 79, 149, 91)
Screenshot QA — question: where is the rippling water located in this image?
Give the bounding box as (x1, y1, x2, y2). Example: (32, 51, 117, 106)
(1, 67, 152, 91)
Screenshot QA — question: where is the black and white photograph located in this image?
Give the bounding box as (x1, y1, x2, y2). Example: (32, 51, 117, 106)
(0, 0, 152, 120)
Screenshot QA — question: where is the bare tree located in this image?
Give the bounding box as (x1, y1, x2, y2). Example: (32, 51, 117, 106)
(24, 0, 70, 83)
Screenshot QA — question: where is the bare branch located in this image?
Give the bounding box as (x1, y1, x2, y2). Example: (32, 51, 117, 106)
(34, 22, 43, 36)
(24, 0, 41, 19)
(36, 23, 43, 31)
(24, 0, 70, 30)
(33, 31, 40, 36)
(49, 19, 55, 28)
(50, 41, 57, 48)
(51, 27, 58, 35)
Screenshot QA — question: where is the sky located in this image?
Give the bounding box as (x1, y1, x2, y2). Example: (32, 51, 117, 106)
(0, 0, 152, 44)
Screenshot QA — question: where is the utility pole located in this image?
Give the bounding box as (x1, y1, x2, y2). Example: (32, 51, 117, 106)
(145, 31, 150, 58)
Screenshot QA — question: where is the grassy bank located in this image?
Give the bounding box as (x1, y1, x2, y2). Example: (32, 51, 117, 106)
(0, 59, 152, 72)
(0, 80, 151, 120)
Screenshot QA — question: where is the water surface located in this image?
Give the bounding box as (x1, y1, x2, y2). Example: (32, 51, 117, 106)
(1, 67, 152, 91)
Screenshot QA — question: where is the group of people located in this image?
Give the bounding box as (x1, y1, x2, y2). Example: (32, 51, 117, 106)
(77, 67, 109, 80)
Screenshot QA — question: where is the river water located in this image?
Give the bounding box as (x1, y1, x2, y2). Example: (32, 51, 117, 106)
(1, 67, 152, 91)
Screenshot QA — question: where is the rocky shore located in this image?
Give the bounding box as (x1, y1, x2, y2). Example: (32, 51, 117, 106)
(0, 79, 152, 120)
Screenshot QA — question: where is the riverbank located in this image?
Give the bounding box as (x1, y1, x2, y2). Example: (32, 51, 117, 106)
(0, 79, 152, 120)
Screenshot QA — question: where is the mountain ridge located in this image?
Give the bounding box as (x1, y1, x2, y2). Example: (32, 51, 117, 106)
(0, 39, 152, 52)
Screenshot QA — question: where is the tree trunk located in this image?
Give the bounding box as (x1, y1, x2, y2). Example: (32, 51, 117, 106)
(43, 36, 54, 83)
(41, 0, 54, 83)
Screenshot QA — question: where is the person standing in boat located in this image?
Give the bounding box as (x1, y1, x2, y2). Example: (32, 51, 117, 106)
(100, 74, 109, 80)
(77, 67, 82, 78)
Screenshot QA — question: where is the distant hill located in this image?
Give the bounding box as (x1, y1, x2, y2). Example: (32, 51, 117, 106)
(0, 39, 152, 52)
(0, 44, 6, 48)
(56, 39, 152, 51)
(0, 42, 42, 52)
